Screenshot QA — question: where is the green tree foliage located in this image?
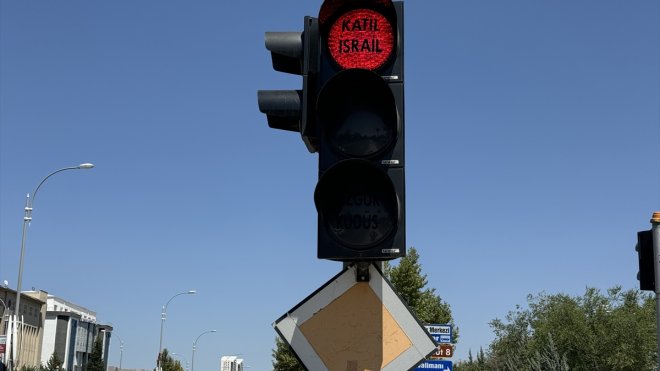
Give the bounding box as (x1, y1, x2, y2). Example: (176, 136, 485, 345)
(271, 247, 456, 370)
(87, 335, 106, 371)
(456, 348, 487, 371)
(18, 366, 44, 371)
(272, 337, 305, 371)
(45, 352, 63, 371)
(17, 353, 61, 371)
(156, 349, 184, 371)
(457, 286, 655, 371)
(385, 247, 457, 336)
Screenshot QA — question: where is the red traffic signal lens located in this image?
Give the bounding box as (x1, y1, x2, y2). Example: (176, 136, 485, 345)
(326, 8, 395, 70)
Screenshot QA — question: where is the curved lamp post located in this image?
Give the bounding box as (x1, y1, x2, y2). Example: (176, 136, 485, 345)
(158, 290, 196, 371)
(191, 330, 216, 371)
(11, 163, 94, 371)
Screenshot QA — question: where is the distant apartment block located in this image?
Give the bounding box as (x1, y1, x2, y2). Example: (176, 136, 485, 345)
(220, 356, 244, 371)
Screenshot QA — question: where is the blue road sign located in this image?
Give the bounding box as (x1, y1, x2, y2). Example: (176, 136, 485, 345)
(415, 360, 453, 370)
(425, 324, 452, 344)
(431, 334, 452, 343)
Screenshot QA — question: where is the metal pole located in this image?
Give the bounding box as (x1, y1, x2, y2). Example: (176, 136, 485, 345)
(114, 334, 123, 371)
(191, 330, 216, 371)
(158, 291, 196, 371)
(158, 304, 166, 371)
(651, 211, 660, 371)
(11, 164, 94, 371)
(191, 343, 196, 371)
(11, 194, 31, 371)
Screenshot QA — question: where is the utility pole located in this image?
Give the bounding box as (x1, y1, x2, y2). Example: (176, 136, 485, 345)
(651, 211, 660, 371)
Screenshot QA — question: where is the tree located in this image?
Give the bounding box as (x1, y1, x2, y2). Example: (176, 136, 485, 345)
(385, 247, 457, 335)
(485, 286, 655, 371)
(455, 348, 488, 371)
(157, 349, 184, 371)
(87, 335, 105, 371)
(272, 337, 305, 371)
(271, 247, 457, 370)
(17, 366, 43, 371)
(45, 352, 63, 371)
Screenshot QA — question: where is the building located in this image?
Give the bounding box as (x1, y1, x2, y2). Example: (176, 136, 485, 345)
(38, 294, 113, 371)
(0, 287, 47, 371)
(220, 356, 243, 371)
(0, 287, 112, 371)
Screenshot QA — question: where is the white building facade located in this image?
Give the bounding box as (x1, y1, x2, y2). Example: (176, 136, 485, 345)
(220, 356, 243, 371)
(38, 294, 112, 371)
(1, 289, 112, 371)
(1, 288, 47, 371)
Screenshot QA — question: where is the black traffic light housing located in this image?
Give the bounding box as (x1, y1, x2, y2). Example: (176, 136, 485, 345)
(258, 17, 320, 153)
(636, 229, 655, 291)
(314, 0, 405, 261)
(258, 0, 406, 262)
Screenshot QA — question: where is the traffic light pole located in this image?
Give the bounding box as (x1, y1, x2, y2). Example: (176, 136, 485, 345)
(652, 211, 660, 371)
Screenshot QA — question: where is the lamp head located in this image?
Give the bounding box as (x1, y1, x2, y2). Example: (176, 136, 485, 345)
(78, 163, 95, 169)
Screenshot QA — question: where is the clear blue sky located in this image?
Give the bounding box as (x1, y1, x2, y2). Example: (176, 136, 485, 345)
(1, 1, 658, 370)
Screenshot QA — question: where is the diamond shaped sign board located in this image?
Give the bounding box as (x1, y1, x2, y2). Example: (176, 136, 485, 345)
(274, 264, 437, 371)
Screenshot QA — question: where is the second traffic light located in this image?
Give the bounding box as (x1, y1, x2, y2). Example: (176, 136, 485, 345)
(636, 230, 655, 291)
(314, 0, 405, 261)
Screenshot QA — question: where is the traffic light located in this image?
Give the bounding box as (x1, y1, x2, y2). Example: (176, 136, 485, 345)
(314, 0, 405, 260)
(636, 229, 655, 291)
(258, 17, 320, 153)
(258, 0, 405, 262)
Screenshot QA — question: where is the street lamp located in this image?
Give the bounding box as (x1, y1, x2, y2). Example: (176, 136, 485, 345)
(11, 163, 94, 371)
(191, 330, 216, 371)
(171, 352, 189, 371)
(114, 334, 124, 371)
(158, 290, 196, 371)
